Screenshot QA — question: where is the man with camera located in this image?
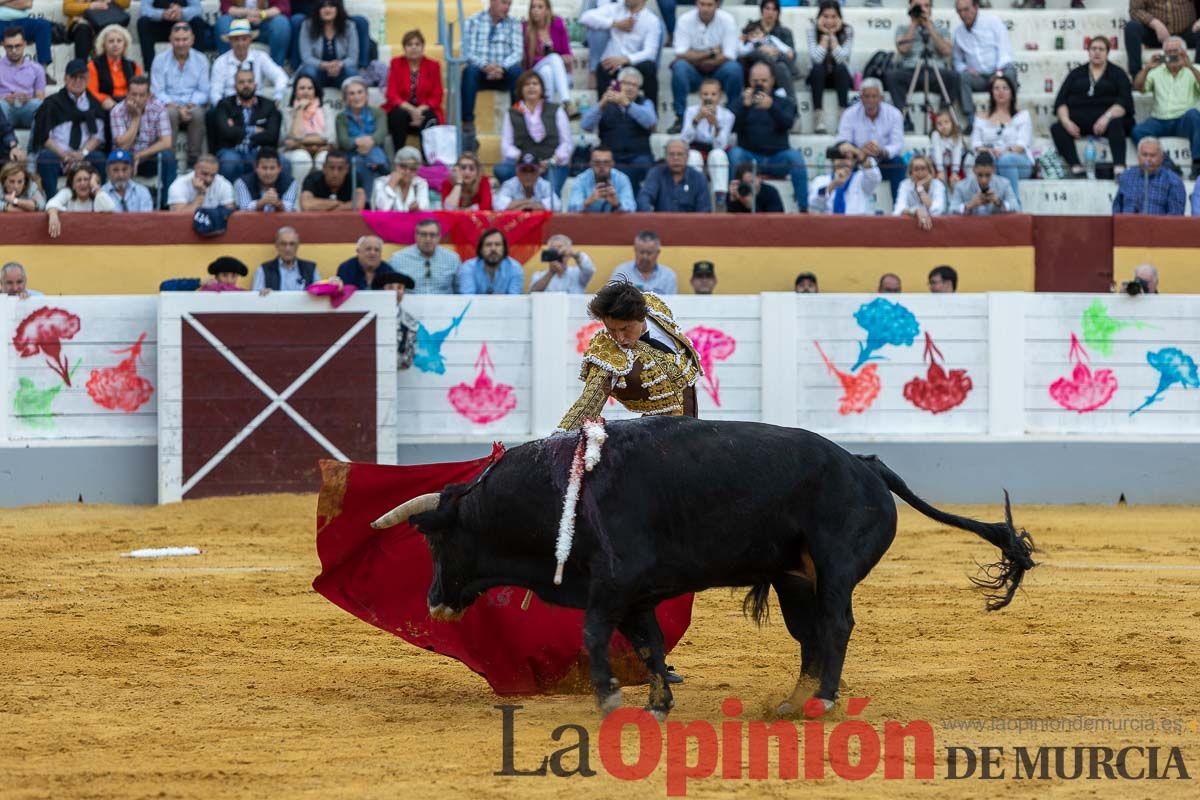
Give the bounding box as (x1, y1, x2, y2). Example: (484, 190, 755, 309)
(726, 160, 784, 213)
(1131, 36, 1200, 179)
(637, 138, 712, 212)
(951, 0, 1016, 134)
(667, 0, 741, 135)
(948, 150, 1019, 214)
(681, 77, 735, 205)
(727, 62, 807, 212)
(529, 234, 596, 294)
(888, 0, 958, 132)
(834, 78, 905, 198)
(580, 65, 657, 191)
(1125, 0, 1200, 77)
(567, 146, 637, 212)
(808, 141, 882, 215)
(1113, 136, 1186, 214)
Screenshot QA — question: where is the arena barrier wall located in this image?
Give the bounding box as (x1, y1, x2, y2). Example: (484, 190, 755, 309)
(3, 212, 1159, 295)
(3, 292, 1197, 506)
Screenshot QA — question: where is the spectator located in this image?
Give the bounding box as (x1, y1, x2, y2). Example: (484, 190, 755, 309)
(0, 27, 44, 128)
(297, 0, 358, 88)
(888, 0, 958, 132)
(523, 0, 574, 108)
(209, 18, 290, 105)
(1125, 0, 1200, 77)
(581, 0, 662, 107)
(253, 226, 321, 292)
(101, 148, 154, 211)
(86, 25, 140, 112)
(1113, 136, 1186, 214)
(637, 138, 712, 212)
(567, 145, 636, 212)
(1051, 37, 1135, 179)
(151, 22, 210, 168)
(726, 159, 784, 213)
(809, 141, 882, 214)
(372, 146, 430, 211)
(288, 0, 371, 73)
(529, 234, 596, 293)
(949, 150, 1019, 214)
(235, 147, 297, 211)
(280, 73, 333, 184)
(387, 217, 462, 293)
(0, 102, 20, 165)
(667, 0, 740, 135)
(167, 152, 235, 211)
(1132, 36, 1200, 178)
(384, 29, 444, 156)
(794, 271, 818, 293)
(1124, 264, 1160, 293)
(878, 272, 902, 292)
(728, 62, 808, 212)
(300, 149, 364, 210)
(31, 59, 106, 192)
(836, 77, 905, 197)
(496, 69, 570, 195)
(581, 65, 656, 190)
(0, 160, 44, 211)
(930, 107, 968, 189)
(458, 227, 525, 295)
(460, 0, 522, 134)
(337, 75, 387, 194)
(337, 233, 388, 289)
(495, 151, 561, 210)
(1, 261, 40, 297)
(63, 0, 131, 62)
(610, 230, 677, 294)
(201, 256, 249, 292)
(928, 264, 957, 292)
(970, 74, 1032, 192)
(441, 152, 493, 210)
(893, 155, 947, 230)
(739, 0, 799, 103)
(0, 13, 51, 78)
(807, 0, 853, 134)
(109, 75, 175, 205)
(681, 77, 734, 206)
(136, 0, 211, 75)
(372, 268, 419, 370)
(951, 0, 1016, 134)
(217, 0, 291, 67)
(212, 68, 282, 181)
(690, 260, 717, 294)
(46, 161, 113, 237)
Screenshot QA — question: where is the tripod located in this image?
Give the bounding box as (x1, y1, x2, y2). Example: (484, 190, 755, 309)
(905, 24, 958, 133)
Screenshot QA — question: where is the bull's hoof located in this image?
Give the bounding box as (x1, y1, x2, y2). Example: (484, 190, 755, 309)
(598, 689, 624, 716)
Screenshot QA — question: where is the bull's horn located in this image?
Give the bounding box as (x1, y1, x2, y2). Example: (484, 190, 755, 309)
(372, 493, 440, 529)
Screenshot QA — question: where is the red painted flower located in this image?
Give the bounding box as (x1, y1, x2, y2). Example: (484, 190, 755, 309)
(903, 333, 973, 414)
(12, 307, 82, 386)
(86, 332, 155, 413)
(686, 325, 736, 406)
(1049, 333, 1118, 413)
(816, 342, 881, 415)
(448, 343, 518, 424)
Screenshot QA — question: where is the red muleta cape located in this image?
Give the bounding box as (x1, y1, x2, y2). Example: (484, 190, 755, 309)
(312, 445, 694, 695)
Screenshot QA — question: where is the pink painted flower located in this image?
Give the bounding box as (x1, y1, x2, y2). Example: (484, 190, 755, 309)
(686, 325, 736, 406)
(448, 343, 517, 424)
(575, 321, 604, 354)
(1049, 333, 1118, 413)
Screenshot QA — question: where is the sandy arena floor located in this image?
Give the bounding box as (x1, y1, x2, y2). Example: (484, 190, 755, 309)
(2, 497, 1199, 799)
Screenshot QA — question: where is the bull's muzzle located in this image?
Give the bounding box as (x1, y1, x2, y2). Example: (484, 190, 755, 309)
(372, 493, 440, 529)
(428, 604, 465, 622)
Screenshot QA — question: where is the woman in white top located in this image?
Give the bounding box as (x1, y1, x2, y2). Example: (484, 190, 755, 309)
(371, 146, 430, 211)
(0, 162, 47, 213)
(46, 163, 114, 238)
(893, 155, 947, 230)
(969, 74, 1033, 192)
(281, 74, 337, 185)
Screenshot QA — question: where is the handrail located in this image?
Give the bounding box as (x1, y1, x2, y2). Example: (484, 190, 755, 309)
(438, 0, 470, 154)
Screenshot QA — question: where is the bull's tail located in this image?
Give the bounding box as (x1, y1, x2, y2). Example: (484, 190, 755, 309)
(858, 455, 1036, 611)
(742, 582, 771, 627)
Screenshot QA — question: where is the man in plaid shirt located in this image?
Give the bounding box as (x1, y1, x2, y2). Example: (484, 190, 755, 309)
(110, 75, 177, 208)
(1113, 137, 1187, 215)
(461, 0, 523, 131)
(1125, 0, 1200, 75)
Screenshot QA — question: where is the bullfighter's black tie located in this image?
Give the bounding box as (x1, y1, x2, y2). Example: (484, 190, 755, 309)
(638, 330, 674, 355)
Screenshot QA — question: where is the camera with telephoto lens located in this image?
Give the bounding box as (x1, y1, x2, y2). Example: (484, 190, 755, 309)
(1124, 277, 1150, 295)
(908, 3, 924, 18)
(540, 248, 561, 263)
(737, 182, 753, 198)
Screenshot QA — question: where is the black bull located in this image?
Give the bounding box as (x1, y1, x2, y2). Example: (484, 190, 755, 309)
(374, 417, 1036, 718)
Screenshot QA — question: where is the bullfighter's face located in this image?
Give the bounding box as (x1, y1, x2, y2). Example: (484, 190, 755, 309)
(602, 316, 649, 350)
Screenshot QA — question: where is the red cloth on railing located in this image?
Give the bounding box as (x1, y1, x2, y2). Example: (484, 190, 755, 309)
(361, 210, 551, 265)
(312, 449, 694, 695)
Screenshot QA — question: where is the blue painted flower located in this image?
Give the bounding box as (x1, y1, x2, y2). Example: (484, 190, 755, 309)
(1130, 347, 1199, 415)
(414, 303, 471, 375)
(851, 298, 920, 371)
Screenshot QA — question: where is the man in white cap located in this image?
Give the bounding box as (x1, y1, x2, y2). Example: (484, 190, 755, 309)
(209, 18, 289, 105)
(215, 0, 291, 67)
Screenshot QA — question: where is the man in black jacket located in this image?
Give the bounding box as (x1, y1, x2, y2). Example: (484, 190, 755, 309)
(725, 62, 807, 211)
(31, 59, 106, 191)
(250, 225, 327, 293)
(212, 67, 283, 182)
